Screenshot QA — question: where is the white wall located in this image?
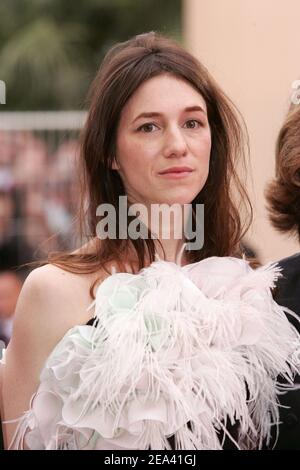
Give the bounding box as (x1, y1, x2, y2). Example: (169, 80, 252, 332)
(183, 0, 300, 262)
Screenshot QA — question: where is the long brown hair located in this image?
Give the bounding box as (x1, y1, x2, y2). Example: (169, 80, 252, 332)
(30, 31, 252, 298)
(266, 103, 300, 240)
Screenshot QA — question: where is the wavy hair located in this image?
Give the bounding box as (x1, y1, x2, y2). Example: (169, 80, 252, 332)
(266, 103, 300, 240)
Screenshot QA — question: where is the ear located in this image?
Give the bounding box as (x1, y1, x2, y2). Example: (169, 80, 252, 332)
(111, 157, 120, 170)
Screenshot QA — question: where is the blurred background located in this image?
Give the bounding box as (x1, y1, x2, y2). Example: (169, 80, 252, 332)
(1, 0, 300, 346)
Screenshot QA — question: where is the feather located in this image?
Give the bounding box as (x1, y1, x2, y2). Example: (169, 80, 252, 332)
(6, 257, 300, 450)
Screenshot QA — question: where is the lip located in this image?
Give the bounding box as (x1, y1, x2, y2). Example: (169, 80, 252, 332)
(158, 166, 194, 179)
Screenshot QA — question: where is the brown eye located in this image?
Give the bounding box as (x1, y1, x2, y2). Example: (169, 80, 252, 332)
(138, 123, 158, 133)
(185, 120, 201, 129)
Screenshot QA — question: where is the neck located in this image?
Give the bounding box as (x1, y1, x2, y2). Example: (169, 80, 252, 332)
(154, 238, 187, 265)
(140, 202, 190, 265)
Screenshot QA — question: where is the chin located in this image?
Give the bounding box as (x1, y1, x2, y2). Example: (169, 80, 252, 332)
(161, 189, 200, 206)
(158, 196, 196, 206)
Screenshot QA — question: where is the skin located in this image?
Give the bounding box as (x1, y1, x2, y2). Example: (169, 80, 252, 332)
(113, 73, 212, 261)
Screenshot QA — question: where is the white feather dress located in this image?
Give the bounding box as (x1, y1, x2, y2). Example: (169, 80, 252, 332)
(4, 256, 300, 450)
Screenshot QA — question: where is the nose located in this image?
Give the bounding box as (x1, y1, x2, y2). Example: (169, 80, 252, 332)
(162, 125, 188, 158)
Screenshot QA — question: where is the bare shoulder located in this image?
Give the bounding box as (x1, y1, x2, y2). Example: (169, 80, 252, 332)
(7, 267, 79, 364)
(1, 263, 93, 448)
(1, 251, 108, 447)
(27, 262, 93, 294)
(19, 263, 99, 327)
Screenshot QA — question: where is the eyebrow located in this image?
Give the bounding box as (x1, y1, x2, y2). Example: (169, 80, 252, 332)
(132, 106, 207, 124)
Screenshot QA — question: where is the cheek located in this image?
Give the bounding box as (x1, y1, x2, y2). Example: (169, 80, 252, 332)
(117, 138, 155, 174)
(194, 132, 212, 165)
(203, 130, 212, 155)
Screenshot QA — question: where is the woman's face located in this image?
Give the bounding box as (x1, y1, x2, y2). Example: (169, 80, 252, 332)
(114, 74, 211, 206)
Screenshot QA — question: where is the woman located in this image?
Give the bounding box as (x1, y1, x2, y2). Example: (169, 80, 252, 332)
(265, 101, 300, 449)
(1, 32, 300, 450)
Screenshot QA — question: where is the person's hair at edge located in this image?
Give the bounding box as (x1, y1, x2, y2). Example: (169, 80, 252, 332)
(266, 102, 300, 240)
(24, 31, 253, 298)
